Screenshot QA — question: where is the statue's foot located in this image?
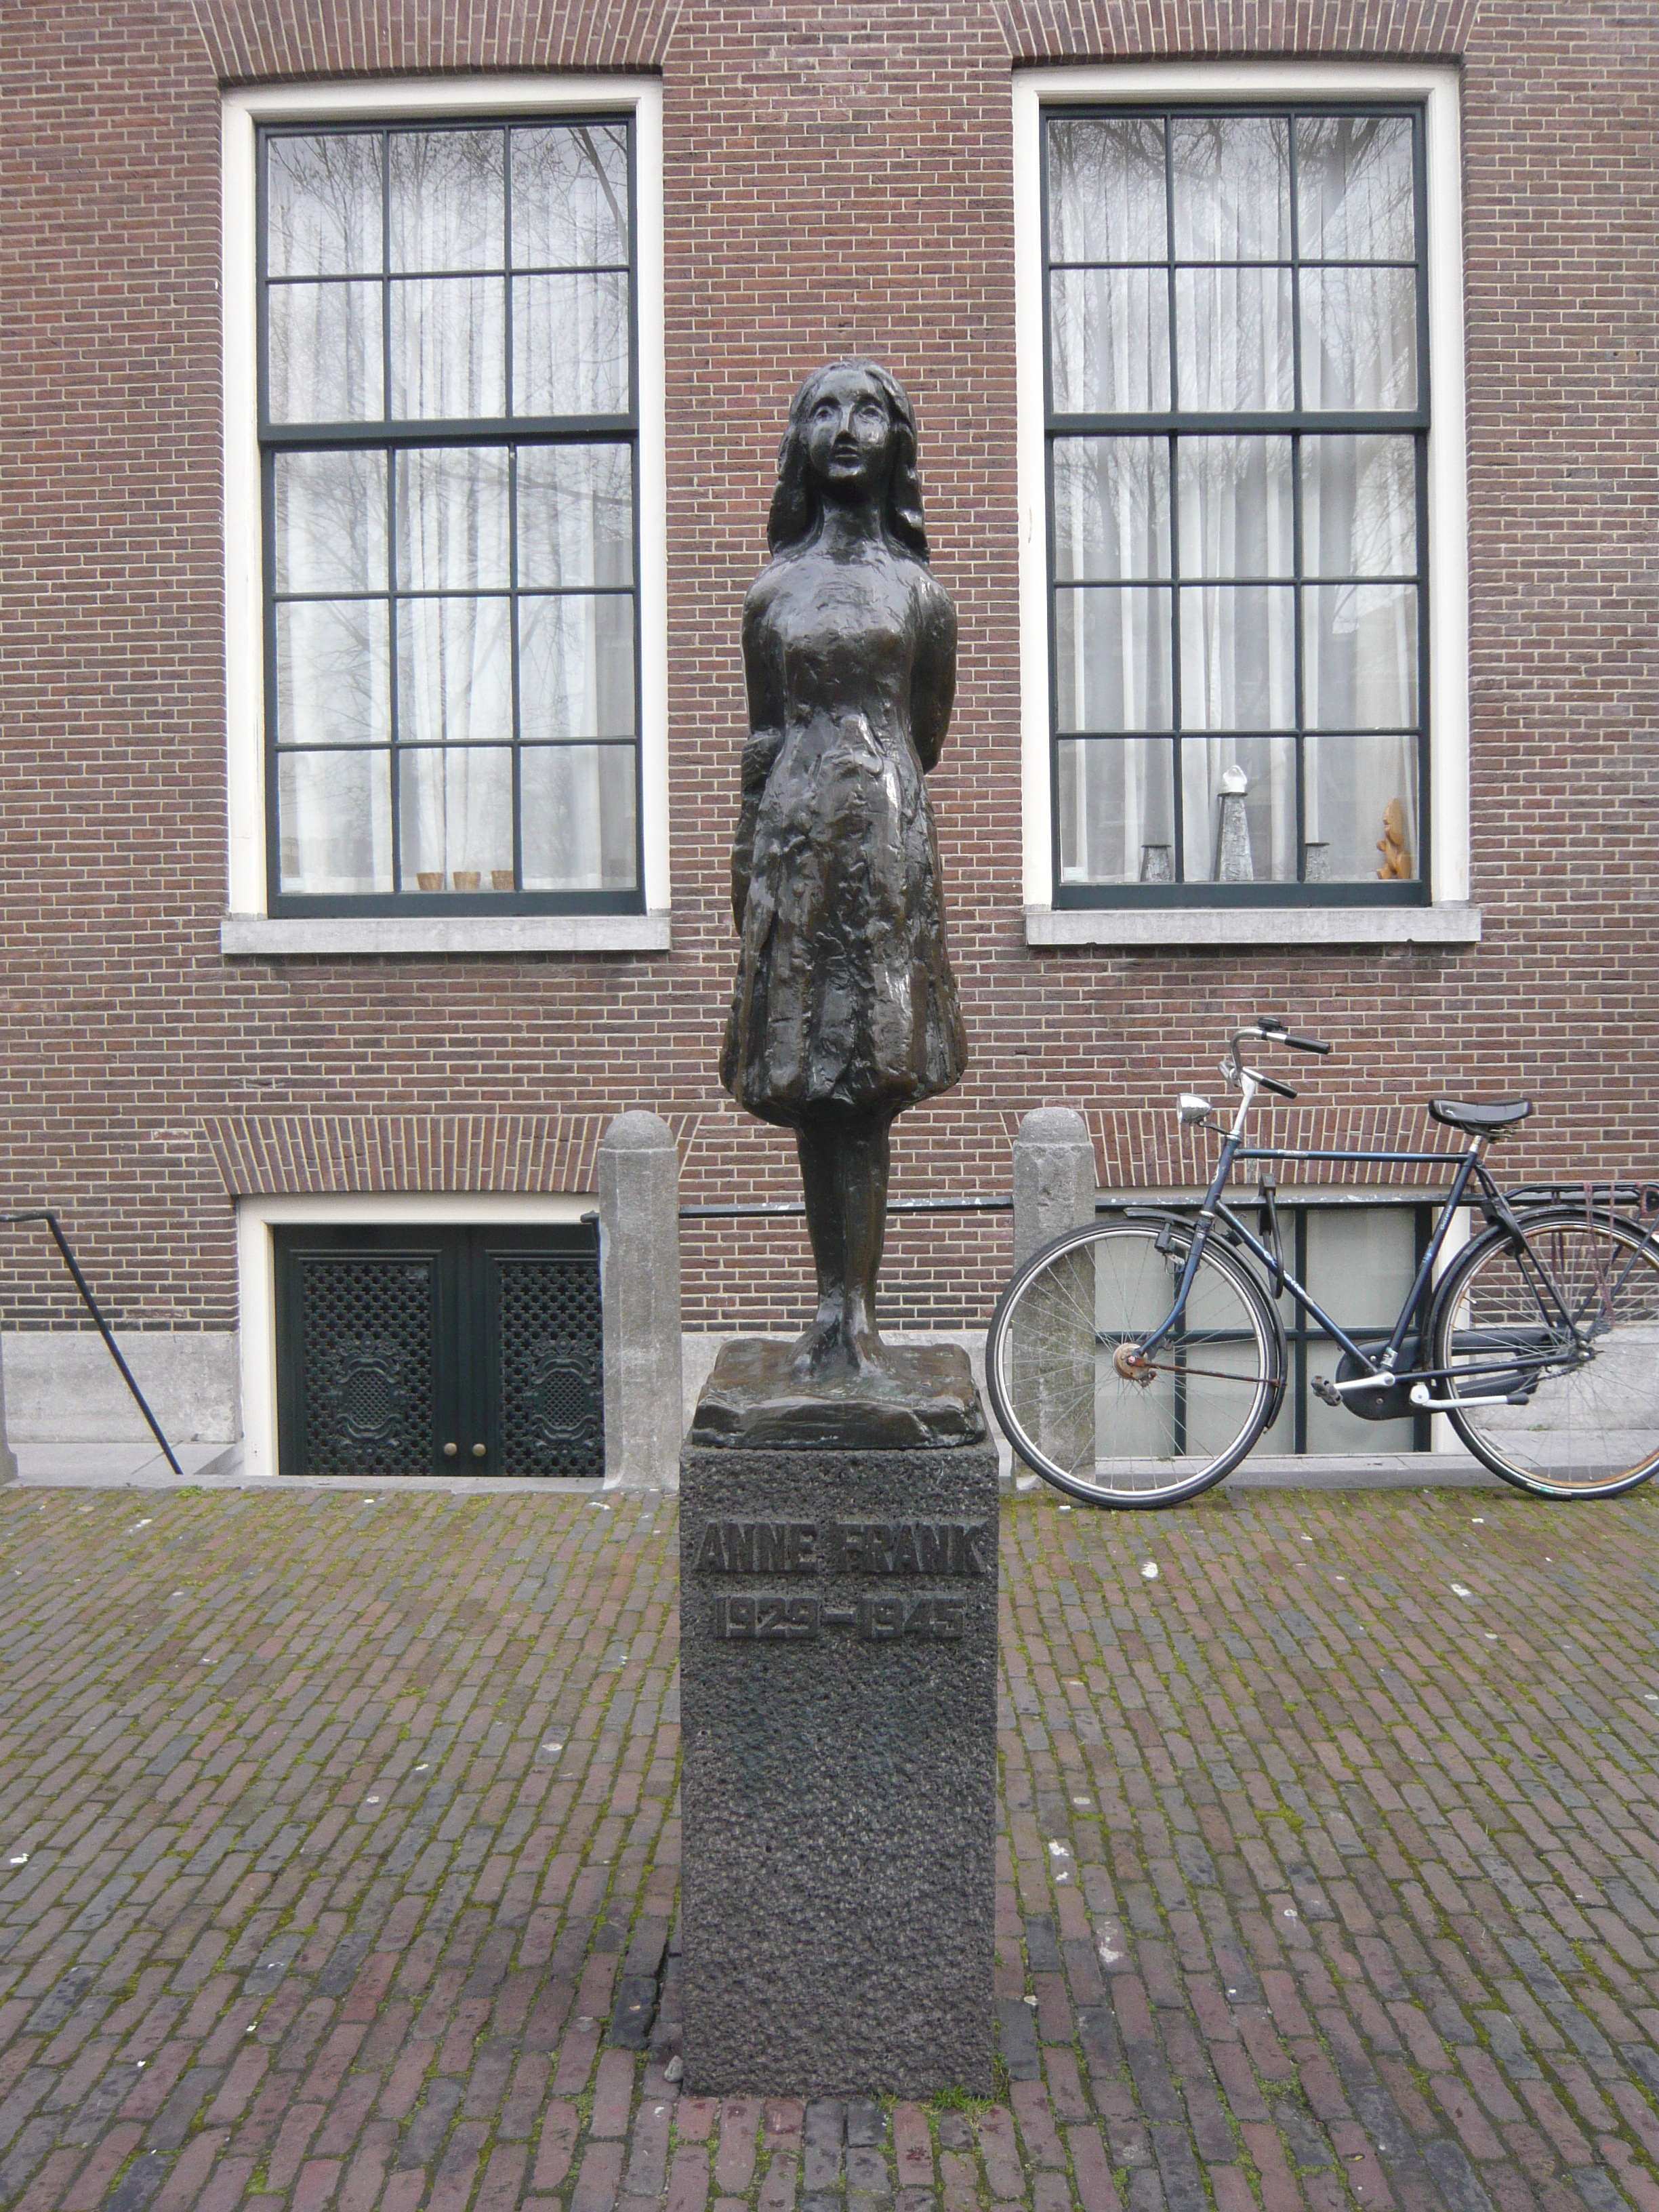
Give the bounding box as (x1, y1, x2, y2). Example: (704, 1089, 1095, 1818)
(790, 1315, 894, 1382)
(790, 1315, 846, 1380)
(844, 1324, 895, 1379)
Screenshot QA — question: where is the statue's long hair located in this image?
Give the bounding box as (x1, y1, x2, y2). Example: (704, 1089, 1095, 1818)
(766, 360, 930, 562)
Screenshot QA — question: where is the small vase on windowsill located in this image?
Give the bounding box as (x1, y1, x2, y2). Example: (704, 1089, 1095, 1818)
(1303, 842, 1330, 883)
(416, 872, 445, 891)
(1139, 843, 1173, 884)
(451, 872, 480, 891)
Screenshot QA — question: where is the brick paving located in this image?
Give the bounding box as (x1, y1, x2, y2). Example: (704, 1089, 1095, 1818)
(3, 1483, 1659, 2212)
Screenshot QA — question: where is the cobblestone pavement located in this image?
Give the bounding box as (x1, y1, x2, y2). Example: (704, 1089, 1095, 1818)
(3, 1482, 1659, 2212)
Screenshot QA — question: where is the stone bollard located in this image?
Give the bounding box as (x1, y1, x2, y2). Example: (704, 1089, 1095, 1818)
(0, 1345, 16, 1485)
(598, 1111, 682, 1490)
(1005, 1107, 1098, 1486)
(1010, 1105, 1097, 1267)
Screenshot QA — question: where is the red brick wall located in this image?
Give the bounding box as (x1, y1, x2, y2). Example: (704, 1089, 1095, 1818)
(3, 0, 1654, 1340)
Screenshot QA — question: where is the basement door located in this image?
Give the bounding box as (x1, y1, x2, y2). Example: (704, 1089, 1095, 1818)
(273, 1223, 602, 1479)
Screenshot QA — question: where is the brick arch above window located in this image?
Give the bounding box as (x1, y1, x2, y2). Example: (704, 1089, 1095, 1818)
(201, 1111, 700, 1195)
(992, 0, 1476, 65)
(192, 0, 679, 84)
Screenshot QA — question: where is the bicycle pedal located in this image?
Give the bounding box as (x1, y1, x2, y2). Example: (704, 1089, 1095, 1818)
(1311, 1375, 1343, 1408)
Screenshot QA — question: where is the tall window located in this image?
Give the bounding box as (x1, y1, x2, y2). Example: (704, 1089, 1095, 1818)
(1044, 108, 1427, 903)
(260, 119, 641, 912)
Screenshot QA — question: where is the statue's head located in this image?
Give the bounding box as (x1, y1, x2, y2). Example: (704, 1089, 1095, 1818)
(767, 359, 929, 562)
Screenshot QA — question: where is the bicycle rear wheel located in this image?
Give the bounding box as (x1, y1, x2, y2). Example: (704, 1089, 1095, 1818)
(985, 1221, 1279, 1507)
(1429, 1209, 1659, 1498)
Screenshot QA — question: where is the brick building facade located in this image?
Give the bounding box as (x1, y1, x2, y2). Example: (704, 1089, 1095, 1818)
(3, 0, 1654, 1470)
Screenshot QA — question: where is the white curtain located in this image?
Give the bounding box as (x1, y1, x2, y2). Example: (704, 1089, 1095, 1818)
(516, 445, 636, 890)
(391, 449, 512, 886)
(1053, 438, 1170, 882)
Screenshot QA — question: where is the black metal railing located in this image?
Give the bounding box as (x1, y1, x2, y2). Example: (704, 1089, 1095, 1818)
(0, 1213, 182, 1475)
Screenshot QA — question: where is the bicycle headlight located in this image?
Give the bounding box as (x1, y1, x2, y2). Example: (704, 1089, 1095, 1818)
(1178, 1093, 1212, 1126)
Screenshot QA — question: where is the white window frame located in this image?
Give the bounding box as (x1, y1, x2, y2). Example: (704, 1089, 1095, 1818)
(220, 76, 670, 956)
(1014, 61, 1478, 949)
(235, 1189, 596, 1479)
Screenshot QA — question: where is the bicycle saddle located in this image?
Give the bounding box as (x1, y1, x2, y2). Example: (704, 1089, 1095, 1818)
(1427, 1097, 1532, 1136)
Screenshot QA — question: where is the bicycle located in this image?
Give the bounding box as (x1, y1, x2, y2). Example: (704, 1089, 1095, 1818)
(985, 1018, 1659, 1507)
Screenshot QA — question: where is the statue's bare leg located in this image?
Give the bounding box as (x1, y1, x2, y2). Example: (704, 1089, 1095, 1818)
(792, 1112, 894, 1378)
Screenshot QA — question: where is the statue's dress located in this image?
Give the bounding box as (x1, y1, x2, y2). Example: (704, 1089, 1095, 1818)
(720, 540, 967, 1125)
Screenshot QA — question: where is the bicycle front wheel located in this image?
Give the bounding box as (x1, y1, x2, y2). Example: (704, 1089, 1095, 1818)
(1430, 1209, 1659, 1498)
(986, 1222, 1279, 1507)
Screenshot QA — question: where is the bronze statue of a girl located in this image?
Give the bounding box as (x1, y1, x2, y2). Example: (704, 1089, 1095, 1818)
(721, 361, 968, 1386)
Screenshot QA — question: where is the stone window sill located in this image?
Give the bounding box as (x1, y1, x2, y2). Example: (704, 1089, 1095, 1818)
(1025, 903, 1481, 950)
(220, 913, 672, 958)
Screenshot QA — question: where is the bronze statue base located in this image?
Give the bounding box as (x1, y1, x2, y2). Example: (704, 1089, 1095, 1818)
(687, 1338, 988, 1451)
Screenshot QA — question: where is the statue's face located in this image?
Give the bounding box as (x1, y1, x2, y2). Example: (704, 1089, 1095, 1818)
(802, 367, 895, 499)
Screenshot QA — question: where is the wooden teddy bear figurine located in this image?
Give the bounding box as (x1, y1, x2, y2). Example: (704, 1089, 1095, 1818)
(1377, 798, 1412, 880)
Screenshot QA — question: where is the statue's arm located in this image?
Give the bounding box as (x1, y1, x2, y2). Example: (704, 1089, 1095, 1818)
(733, 585, 785, 930)
(910, 577, 958, 775)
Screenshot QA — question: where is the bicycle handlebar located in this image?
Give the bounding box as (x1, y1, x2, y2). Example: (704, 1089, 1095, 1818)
(1255, 1017, 1332, 1055)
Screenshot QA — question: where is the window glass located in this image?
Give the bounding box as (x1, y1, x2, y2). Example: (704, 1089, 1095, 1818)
(1044, 103, 1426, 898)
(260, 117, 640, 908)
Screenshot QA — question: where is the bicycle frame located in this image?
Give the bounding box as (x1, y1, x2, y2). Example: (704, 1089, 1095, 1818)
(1134, 1050, 1622, 1406)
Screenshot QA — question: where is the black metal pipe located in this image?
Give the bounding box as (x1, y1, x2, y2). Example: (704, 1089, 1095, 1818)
(679, 1196, 1012, 1220)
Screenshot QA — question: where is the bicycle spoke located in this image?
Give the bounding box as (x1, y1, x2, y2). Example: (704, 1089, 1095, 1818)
(987, 1223, 1273, 1505)
(1435, 1216, 1659, 1495)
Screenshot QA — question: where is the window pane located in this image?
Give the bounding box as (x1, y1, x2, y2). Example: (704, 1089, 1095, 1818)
(394, 448, 510, 592)
(1054, 586, 1172, 733)
(1302, 436, 1416, 577)
(1306, 582, 1418, 727)
(511, 123, 630, 267)
(1296, 117, 1415, 262)
(1050, 270, 1170, 413)
(1176, 437, 1292, 578)
(512, 272, 630, 415)
(1174, 269, 1294, 410)
(1181, 738, 1296, 881)
(274, 450, 386, 594)
(276, 600, 390, 745)
(1300, 268, 1417, 410)
(1178, 584, 1294, 729)
(388, 129, 504, 272)
(1307, 1207, 1418, 1322)
(1305, 735, 1418, 880)
(1057, 739, 1174, 884)
(522, 745, 638, 890)
(519, 594, 636, 739)
(398, 746, 514, 887)
(278, 750, 392, 893)
(388, 278, 506, 418)
(396, 598, 513, 743)
(1052, 439, 1169, 581)
(1170, 117, 1290, 261)
(268, 282, 383, 423)
(267, 134, 381, 277)
(1045, 116, 1166, 263)
(518, 444, 634, 587)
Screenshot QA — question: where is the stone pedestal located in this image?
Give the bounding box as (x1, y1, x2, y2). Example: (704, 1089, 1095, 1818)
(680, 1425, 999, 2097)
